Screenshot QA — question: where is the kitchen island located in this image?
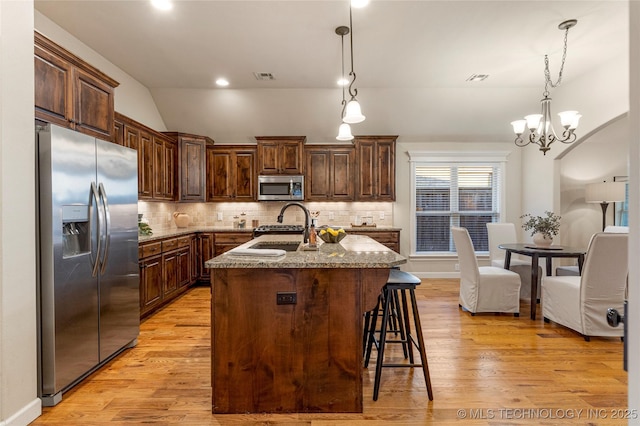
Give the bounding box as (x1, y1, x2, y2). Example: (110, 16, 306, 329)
(205, 234, 406, 413)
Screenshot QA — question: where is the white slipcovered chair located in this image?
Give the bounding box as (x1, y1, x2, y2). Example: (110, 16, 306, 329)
(542, 232, 628, 340)
(486, 222, 542, 300)
(451, 227, 521, 316)
(555, 225, 629, 276)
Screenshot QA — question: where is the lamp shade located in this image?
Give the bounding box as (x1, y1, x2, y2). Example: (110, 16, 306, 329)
(336, 123, 354, 141)
(343, 100, 365, 124)
(585, 181, 626, 203)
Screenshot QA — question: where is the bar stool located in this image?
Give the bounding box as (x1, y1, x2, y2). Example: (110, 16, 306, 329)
(364, 269, 433, 401)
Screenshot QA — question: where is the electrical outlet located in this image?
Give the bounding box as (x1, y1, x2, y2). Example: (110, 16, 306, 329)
(217, 212, 223, 221)
(455, 263, 460, 271)
(328, 211, 335, 220)
(379, 212, 385, 220)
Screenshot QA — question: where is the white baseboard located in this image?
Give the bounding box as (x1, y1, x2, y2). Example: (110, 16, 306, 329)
(1, 398, 41, 426)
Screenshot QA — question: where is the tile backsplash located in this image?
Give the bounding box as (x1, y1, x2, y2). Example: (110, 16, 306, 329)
(138, 201, 394, 231)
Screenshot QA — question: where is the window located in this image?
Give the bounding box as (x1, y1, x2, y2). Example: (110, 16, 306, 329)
(409, 151, 507, 255)
(614, 176, 628, 226)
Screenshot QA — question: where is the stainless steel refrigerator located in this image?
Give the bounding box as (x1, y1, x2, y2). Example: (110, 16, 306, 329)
(36, 123, 139, 406)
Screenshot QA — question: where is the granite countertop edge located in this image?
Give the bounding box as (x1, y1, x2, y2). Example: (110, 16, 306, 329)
(204, 234, 406, 269)
(138, 225, 402, 243)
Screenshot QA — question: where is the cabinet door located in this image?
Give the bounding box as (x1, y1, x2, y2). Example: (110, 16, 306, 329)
(207, 148, 234, 200)
(279, 140, 304, 174)
(139, 131, 154, 198)
(355, 137, 396, 201)
(124, 124, 139, 151)
(163, 251, 178, 297)
(234, 150, 256, 201)
(199, 233, 215, 282)
(306, 147, 354, 201)
(191, 234, 200, 283)
(164, 141, 176, 200)
(140, 254, 162, 314)
(34, 44, 73, 128)
(153, 137, 165, 199)
(113, 119, 124, 146)
(375, 140, 395, 201)
(257, 141, 280, 175)
(177, 247, 191, 289)
(73, 68, 115, 140)
(305, 149, 330, 200)
(331, 148, 355, 200)
(256, 137, 304, 175)
(179, 137, 206, 201)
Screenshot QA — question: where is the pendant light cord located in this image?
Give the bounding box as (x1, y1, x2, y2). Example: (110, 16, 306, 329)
(347, 4, 358, 99)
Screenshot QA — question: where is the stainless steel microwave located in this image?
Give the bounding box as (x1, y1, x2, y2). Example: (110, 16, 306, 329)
(257, 175, 304, 201)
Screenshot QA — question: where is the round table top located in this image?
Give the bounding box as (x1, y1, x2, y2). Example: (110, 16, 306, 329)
(498, 243, 586, 256)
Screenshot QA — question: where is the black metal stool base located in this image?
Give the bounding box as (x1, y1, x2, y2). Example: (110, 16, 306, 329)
(364, 270, 433, 401)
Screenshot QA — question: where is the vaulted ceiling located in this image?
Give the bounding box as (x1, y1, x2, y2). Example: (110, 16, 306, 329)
(34, 0, 628, 144)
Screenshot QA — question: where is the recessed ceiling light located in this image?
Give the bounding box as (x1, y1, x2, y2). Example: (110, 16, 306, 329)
(216, 78, 229, 87)
(337, 78, 349, 86)
(151, 0, 172, 11)
(466, 74, 489, 82)
(351, 0, 369, 8)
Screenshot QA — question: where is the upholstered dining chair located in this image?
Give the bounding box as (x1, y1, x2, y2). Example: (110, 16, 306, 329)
(555, 225, 629, 276)
(451, 227, 521, 316)
(486, 222, 542, 300)
(542, 232, 628, 340)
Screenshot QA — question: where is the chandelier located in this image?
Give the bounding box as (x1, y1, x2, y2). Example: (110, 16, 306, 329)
(511, 19, 581, 155)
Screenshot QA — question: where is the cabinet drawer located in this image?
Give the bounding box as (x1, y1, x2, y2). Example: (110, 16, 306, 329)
(177, 236, 192, 248)
(140, 241, 162, 258)
(214, 232, 252, 244)
(162, 238, 178, 251)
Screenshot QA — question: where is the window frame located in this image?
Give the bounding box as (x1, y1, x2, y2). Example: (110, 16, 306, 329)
(408, 150, 509, 256)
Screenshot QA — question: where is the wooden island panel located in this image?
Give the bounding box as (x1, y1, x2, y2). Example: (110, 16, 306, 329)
(211, 267, 390, 413)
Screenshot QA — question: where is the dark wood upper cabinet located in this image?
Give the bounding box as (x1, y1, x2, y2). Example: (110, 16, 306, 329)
(164, 132, 214, 202)
(153, 135, 176, 201)
(255, 136, 305, 175)
(305, 146, 355, 201)
(354, 136, 397, 201)
(206, 145, 257, 202)
(35, 32, 118, 141)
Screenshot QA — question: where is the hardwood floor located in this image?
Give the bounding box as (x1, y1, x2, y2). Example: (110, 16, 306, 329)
(31, 279, 628, 425)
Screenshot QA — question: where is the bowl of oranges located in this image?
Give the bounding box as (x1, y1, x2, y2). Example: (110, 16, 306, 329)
(317, 226, 347, 243)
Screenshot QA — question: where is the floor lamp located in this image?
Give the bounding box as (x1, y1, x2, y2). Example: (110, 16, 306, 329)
(585, 181, 626, 231)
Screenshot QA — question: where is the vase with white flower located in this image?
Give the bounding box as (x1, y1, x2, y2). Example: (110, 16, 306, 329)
(520, 211, 561, 247)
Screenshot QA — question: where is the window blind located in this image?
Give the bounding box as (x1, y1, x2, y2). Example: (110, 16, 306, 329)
(414, 164, 501, 253)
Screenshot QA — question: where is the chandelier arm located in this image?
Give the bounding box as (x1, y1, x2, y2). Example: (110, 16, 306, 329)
(340, 33, 347, 118)
(557, 130, 578, 144)
(514, 135, 530, 147)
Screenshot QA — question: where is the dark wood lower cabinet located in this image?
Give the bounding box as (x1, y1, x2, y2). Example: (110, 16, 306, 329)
(139, 234, 196, 318)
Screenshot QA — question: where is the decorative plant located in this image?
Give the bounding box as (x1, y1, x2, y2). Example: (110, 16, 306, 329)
(520, 211, 561, 239)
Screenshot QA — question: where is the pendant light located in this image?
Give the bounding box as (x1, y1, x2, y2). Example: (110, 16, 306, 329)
(342, 3, 365, 124)
(336, 26, 354, 141)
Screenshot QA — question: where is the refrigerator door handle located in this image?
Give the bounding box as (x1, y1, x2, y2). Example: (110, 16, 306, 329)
(90, 182, 102, 277)
(98, 183, 111, 275)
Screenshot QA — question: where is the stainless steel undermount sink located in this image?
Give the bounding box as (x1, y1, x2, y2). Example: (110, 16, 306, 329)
(249, 241, 301, 252)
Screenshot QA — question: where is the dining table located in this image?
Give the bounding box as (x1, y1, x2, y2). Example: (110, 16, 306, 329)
(498, 243, 586, 320)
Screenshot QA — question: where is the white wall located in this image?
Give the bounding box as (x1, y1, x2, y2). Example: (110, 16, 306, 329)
(0, 2, 41, 425)
(559, 114, 629, 249)
(34, 11, 167, 131)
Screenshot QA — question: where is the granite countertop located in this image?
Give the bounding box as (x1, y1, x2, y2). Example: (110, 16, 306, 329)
(138, 225, 401, 243)
(205, 234, 406, 269)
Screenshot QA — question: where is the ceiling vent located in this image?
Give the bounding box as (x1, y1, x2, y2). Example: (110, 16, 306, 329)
(253, 72, 275, 81)
(466, 74, 489, 82)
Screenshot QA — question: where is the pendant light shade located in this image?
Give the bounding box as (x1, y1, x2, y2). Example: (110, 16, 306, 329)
(336, 123, 354, 141)
(343, 100, 365, 124)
